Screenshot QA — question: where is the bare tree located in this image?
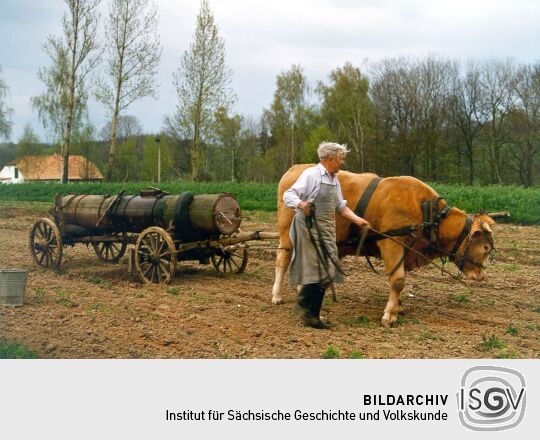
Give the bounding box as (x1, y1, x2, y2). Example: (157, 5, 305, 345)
(96, 0, 161, 181)
(371, 57, 422, 175)
(449, 61, 488, 184)
(509, 63, 540, 186)
(416, 55, 454, 180)
(478, 59, 516, 184)
(0, 67, 13, 140)
(32, 0, 101, 183)
(172, 0, 235, 180)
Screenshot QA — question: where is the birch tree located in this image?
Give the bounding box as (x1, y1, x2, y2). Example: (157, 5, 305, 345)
(32, 0, 101, 183)
(172, 0, 234, 180)
(0, 67, 13, 141)
(96, 0, 161, 181)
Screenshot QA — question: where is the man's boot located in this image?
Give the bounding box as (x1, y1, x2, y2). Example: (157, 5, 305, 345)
(310, 284, 330, 329)
(296, 283, 329, 330)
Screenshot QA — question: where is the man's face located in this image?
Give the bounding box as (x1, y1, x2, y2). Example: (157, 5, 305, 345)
(326, 153, 345, 175)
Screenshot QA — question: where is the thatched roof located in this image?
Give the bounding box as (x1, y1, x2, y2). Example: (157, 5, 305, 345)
(15, 154, 103, 180)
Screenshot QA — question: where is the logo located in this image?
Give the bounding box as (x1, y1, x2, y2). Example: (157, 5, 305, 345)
(457, 366, 526, 431)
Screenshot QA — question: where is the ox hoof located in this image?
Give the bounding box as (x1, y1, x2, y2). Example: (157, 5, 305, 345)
(381, 313, 397, 328)
(272, 296, 284, 305)
(397, 306, 405, 315)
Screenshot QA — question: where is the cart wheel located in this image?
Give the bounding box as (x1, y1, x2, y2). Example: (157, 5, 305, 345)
(211, 245, 248, 274)
(29, 218, 63, 269)
(92, 240, 127, 262)
(135, 227, 177, 284)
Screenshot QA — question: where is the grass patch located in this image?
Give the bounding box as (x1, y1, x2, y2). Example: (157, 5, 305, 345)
(396, 316, 420, 325)
(481, 296, 496, 308)
(86, 303, 113, 316)
(496, 348, 518, 359)
(455, 294, 469, 304)
(504, 264, 518, 272)
(32, 287, 46, 303)
(167, 287, 180, 296)
(322, 346, 340, 359)
(349, 350, 364, 359)
(54, 289, 77, 308)
(532, 306, 540, 313)
(506, 325, 519, 336)
(87, 276, 112, 287)
(419, 330, 443, 341)
(481, 334, 505, 351)
(323, 296, 338, 305)
(339, 315, 370, 326)
(0, 341, 39, 359)
(188, 293, 211, 303)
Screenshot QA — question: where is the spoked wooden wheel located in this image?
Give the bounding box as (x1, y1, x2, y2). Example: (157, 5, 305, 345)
(29, 218, 63, 269)
(211, 245, 248, 274)
(92, 239, 127, 262)
(135, 227, 177, 284)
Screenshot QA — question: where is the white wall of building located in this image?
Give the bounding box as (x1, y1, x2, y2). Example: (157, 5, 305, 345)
(0, 165, 26, 184)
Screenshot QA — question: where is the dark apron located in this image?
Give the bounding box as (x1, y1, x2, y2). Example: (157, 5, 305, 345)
(289, 182, 344, 287)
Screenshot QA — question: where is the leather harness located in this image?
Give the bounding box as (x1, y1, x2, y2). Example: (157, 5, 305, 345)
(349, 177, 475, 267)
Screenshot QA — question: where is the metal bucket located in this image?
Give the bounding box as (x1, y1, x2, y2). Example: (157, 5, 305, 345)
(0, 269, 28, 306)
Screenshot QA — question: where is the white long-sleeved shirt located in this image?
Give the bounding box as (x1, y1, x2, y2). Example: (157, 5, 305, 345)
(283, 163, 347, 212)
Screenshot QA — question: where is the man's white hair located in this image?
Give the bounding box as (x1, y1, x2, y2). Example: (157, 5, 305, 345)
(317, 142, 349, 160)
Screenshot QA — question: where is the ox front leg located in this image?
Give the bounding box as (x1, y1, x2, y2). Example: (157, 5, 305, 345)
(272, 247, 292, 305)
(379, 241, 406, 328)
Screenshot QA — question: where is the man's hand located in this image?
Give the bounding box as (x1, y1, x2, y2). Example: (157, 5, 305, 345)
(298, 201, 314, 216)
(354, 217, 370, 229)
(338, 206, 370, 229)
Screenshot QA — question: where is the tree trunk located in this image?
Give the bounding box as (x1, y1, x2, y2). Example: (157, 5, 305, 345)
(107, 111, 119, 181)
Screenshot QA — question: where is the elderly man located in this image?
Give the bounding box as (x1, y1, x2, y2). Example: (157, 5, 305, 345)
(283, 142, 370, 329)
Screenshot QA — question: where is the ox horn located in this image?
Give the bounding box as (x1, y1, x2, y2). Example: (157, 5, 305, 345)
(486, 211, 511, 219)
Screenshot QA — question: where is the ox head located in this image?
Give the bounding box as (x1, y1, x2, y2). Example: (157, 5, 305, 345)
(453, 214, 496, 281)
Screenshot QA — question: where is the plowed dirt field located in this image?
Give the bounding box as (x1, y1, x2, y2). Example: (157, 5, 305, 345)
(1, 202, 539, 358)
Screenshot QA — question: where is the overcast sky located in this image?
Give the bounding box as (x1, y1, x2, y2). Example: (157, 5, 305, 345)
(1, 0, 539, 142)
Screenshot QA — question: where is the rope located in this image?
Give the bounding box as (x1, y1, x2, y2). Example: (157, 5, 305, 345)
(356, 226, 467, 284)
(305, 204, 345, 302)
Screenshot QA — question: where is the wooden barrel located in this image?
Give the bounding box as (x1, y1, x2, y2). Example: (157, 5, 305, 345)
(188, 194, 242, 235)
(62, 195, 116, 230)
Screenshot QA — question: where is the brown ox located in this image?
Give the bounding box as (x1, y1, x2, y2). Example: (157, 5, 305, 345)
(271, 164, 496, 327)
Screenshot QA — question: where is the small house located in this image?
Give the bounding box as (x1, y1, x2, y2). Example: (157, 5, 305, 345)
(0, 154, 103, 183)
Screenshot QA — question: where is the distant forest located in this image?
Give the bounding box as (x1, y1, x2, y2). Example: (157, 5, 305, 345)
(0, 1, 538, 186)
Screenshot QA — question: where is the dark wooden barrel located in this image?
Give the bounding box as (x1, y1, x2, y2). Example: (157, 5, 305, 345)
(62, 195, 116, 230)
(189, 194, 242, 235)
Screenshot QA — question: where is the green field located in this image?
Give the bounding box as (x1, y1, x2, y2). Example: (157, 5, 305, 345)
(0, 181, 538, 223)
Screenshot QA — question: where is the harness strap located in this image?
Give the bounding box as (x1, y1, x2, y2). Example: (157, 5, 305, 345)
(350, 177, 383, 241)
(422, 196, 451, 244)
(449, 215, 473, 261)
(354, 224, 418, 245)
